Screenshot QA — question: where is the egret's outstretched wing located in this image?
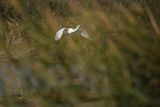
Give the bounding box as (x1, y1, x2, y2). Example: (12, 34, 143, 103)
(55, 28, 68, 40)
(80, 30, 89, 38)
(75, 29, 90, 38)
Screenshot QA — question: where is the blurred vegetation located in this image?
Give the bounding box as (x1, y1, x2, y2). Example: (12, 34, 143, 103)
(0, 0, 160, 107)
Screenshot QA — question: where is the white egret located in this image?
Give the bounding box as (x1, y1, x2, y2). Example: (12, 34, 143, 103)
(55, 25, 89, 41)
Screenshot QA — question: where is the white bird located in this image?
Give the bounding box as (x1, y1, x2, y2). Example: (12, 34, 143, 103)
(55, 25, 89, 41)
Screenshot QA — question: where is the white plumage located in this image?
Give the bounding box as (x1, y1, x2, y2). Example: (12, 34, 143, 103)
(55, 25, 89, 41)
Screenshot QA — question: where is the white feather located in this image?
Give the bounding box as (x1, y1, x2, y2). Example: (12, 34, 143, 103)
(55, 25, 89, 41)
(55, 28, 66, 41)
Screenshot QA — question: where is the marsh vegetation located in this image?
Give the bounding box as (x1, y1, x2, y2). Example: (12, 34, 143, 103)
(0, 0, 160, 107)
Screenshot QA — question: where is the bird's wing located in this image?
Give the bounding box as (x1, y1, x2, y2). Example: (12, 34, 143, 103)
(80, 30, 89, 38)
(75, 29, 90, 38)
(55, 28, 67, 40)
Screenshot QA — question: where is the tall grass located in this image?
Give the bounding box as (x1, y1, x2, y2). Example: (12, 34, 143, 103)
(0, 0, 160, 107)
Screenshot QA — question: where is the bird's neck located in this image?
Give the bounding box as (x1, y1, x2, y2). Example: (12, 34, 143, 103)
(74, 28, 78, 31)
(74, 25, 80, 31)
(68, 25, 80, 34)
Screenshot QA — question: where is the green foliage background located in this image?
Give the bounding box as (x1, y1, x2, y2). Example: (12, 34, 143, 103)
(0, 0, 160, 107)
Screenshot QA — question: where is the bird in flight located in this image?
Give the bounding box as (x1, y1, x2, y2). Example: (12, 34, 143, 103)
(55, 25, 89, 41)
